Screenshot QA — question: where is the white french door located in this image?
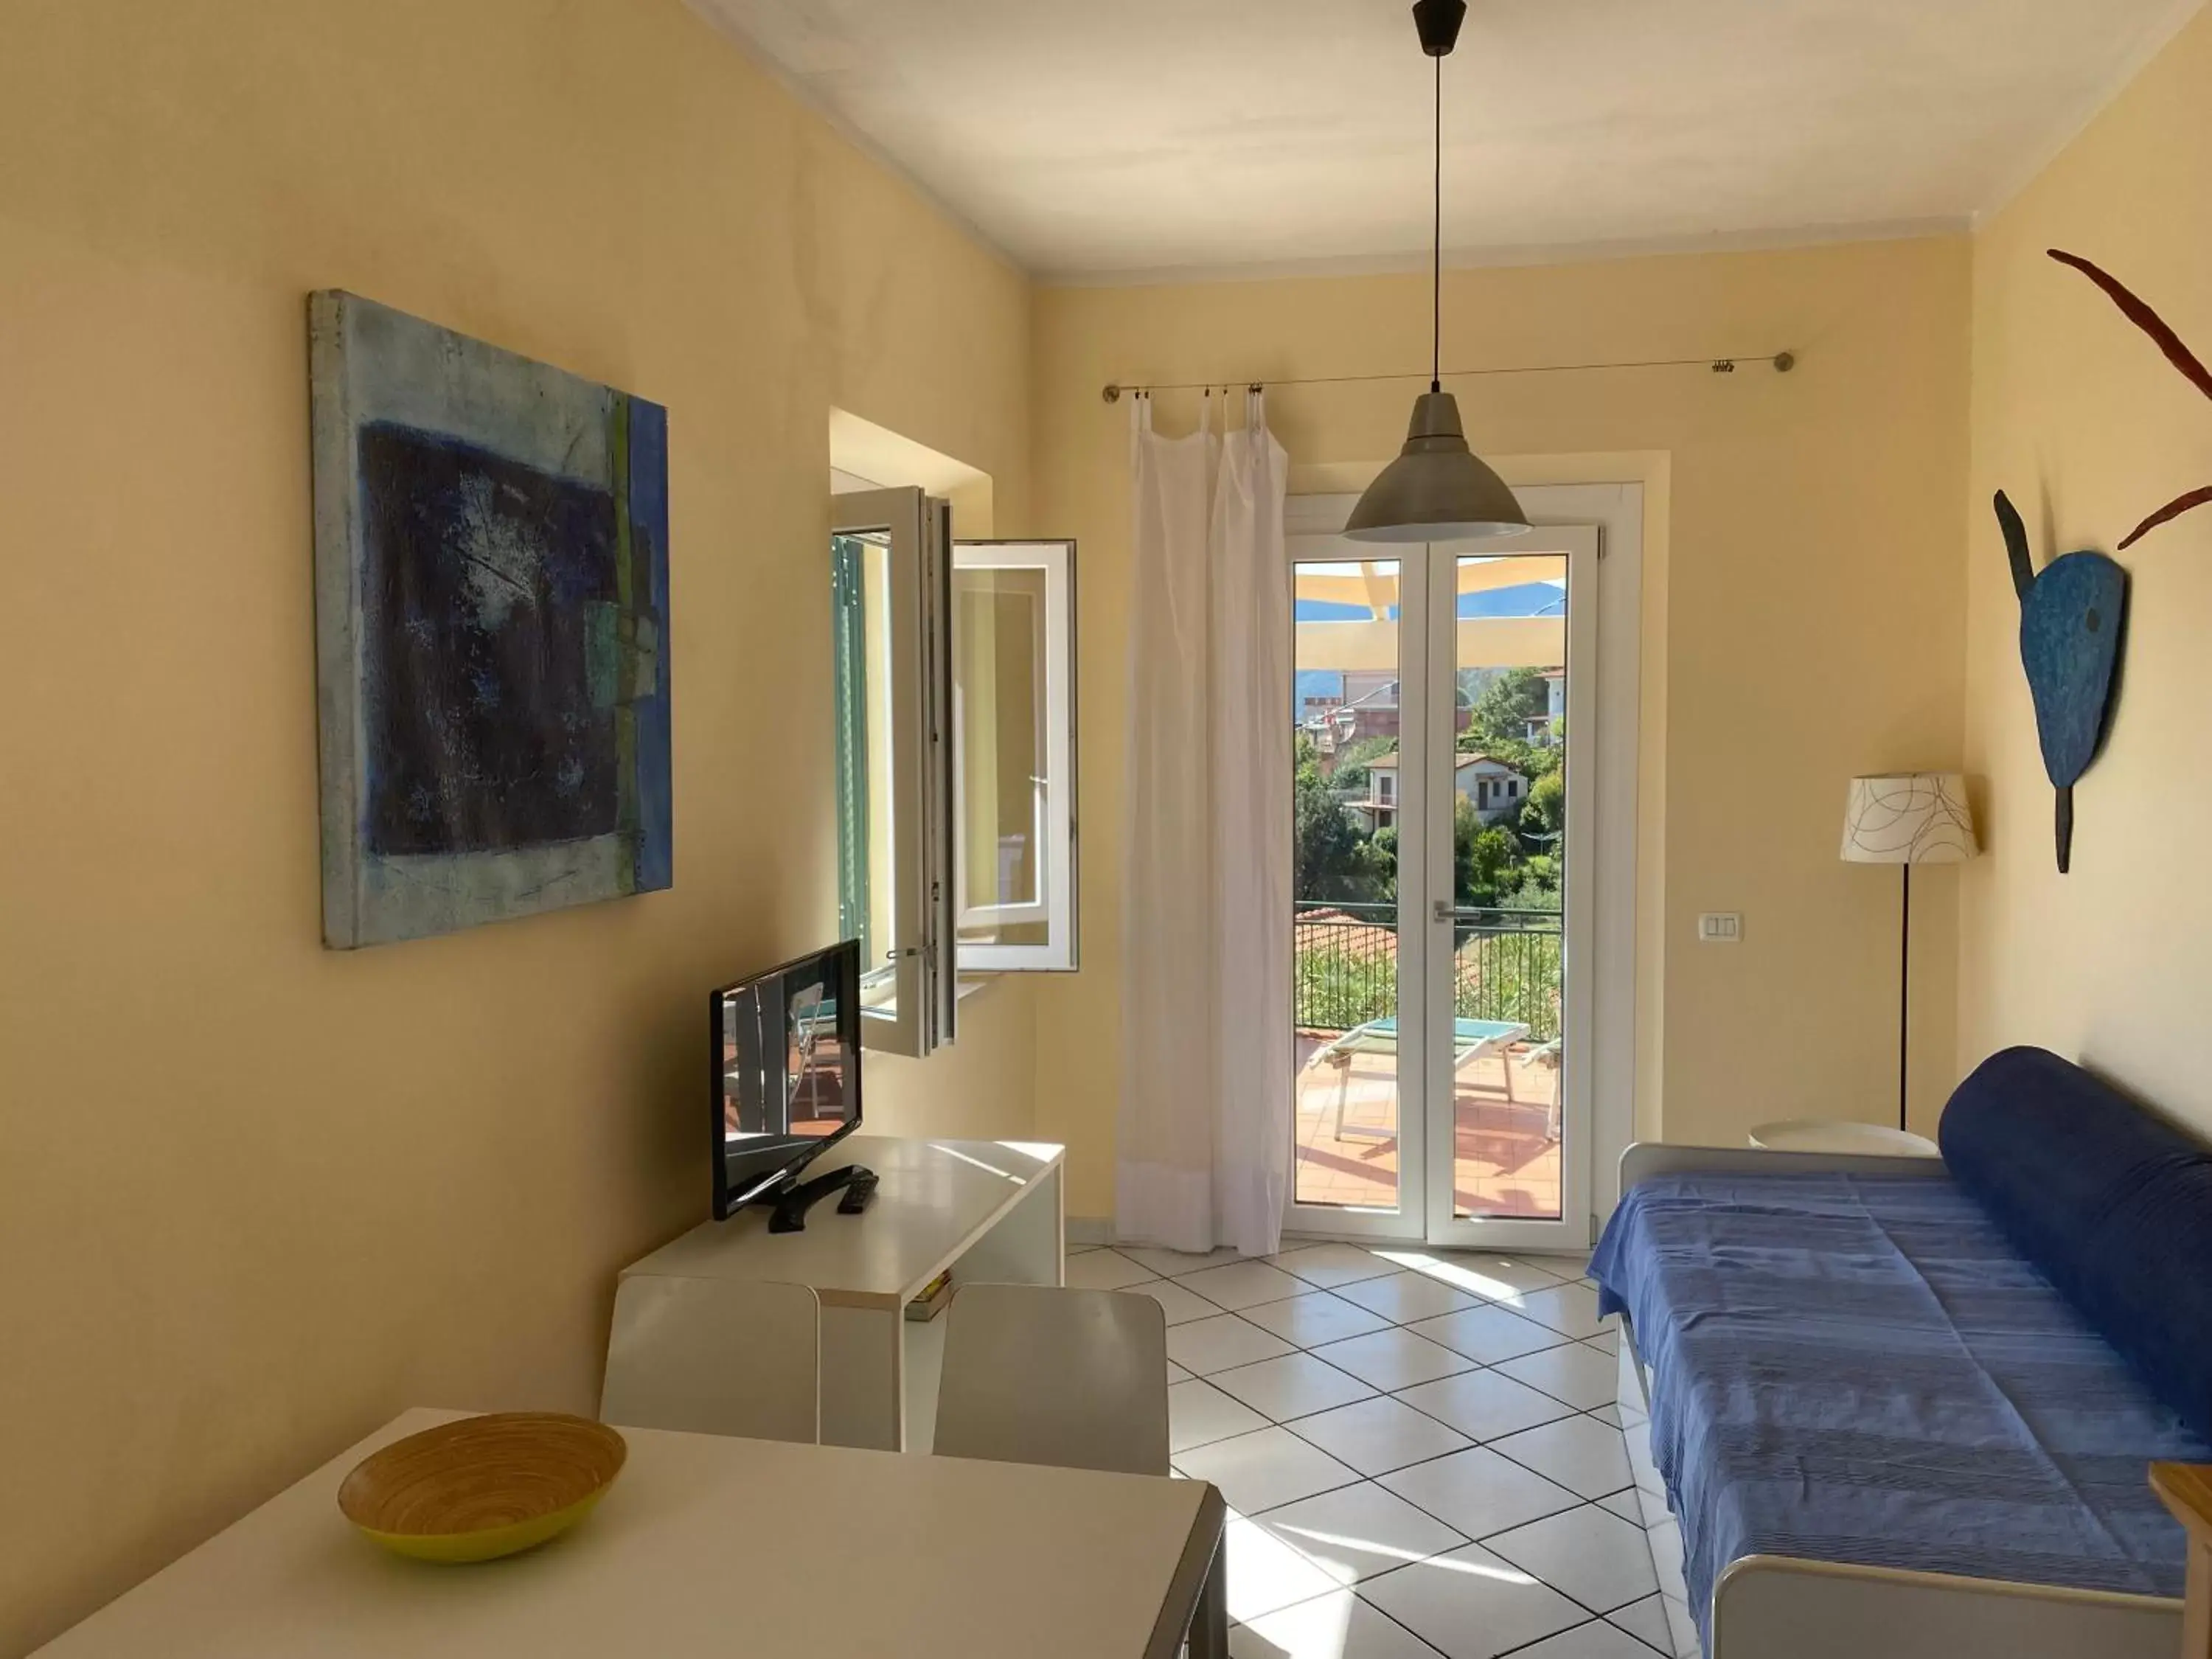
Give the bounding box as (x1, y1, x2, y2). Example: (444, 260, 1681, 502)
(1284, 498, 1603, 1253)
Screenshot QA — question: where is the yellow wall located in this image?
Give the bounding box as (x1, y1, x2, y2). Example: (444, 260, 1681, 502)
(1959, 9, 2212, 1132)
(0, 1, 1032, 1650)
(18, 0, 2187, 1638)
(1032, 239, 1972, 1216)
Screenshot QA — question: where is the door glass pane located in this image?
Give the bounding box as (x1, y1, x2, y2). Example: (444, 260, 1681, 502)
(831, 530, 900, 1020)
(1291, 557, 1402, 1210)
(1450, 554, 1567, 1220)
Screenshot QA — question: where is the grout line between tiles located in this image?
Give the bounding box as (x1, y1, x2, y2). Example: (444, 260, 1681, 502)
(1590, 1607, 1674, 1658)
(1235, 1580, 1456, 1658)
(1172, 1241, 1649, 1657)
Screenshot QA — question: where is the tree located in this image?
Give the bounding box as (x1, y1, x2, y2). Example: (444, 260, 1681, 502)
(1295, 734, 1384, 904)
(1366, 824, 1400, 904)
(1518, 768, 1565, 839)
(1329, 734, 1397, 797)
(1469, 667, 1550, 749)
(1497, 858, 1562, 914)
(1453, 801, 1518, 908)
(1459, 731, 1548, 781)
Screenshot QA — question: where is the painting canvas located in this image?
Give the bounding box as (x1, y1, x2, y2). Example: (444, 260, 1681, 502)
(310, 291, 671, 947)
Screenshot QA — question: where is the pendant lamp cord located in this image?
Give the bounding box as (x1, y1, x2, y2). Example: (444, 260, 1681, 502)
(1431, 52, 1442, 394)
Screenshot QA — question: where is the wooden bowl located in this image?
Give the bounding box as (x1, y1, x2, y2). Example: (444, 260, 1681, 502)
(338, 1413, 627, 1563)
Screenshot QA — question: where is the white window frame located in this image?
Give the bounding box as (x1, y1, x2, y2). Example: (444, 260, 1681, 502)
(832, 488, 956, 1060)
(952, 538, 1080, 973)
(1280, 485, 1642, 1248)
(1422, 524, 1600, 1254)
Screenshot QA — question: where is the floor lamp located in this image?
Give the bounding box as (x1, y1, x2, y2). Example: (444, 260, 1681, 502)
(1840, 774, 1979, 1131)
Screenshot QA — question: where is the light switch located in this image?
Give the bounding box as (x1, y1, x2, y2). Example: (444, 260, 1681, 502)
(1697, 912, 1743, 944)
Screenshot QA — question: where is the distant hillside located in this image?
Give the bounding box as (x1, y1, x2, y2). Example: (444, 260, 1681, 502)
(1295, 668, 1346, 715)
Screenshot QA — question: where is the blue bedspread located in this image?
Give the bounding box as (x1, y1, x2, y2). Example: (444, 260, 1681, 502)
(1590, 1171, 2206, 1649)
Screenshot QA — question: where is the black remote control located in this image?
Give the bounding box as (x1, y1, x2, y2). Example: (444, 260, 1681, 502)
(837, 1168, 880, 1214)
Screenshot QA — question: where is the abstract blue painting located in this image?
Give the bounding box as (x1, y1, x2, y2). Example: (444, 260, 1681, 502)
(309, 292, 671, 947)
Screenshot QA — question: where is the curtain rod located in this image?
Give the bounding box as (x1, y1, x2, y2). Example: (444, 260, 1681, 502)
(1099, 350, 1795, 403)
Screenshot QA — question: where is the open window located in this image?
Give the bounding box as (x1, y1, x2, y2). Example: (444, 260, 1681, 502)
(953, 540, 1079, 972)
(830, 489, 1079, 1059)
(831, 488, 956, 1059)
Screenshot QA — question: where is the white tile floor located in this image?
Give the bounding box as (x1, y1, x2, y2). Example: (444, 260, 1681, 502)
(1068, 1239, 1673, 1659)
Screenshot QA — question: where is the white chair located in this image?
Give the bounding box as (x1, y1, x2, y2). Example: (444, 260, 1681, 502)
(599, 1275, 821, 1443)
(1518, 1040, 1565, 1141)
(936, 1284, 1225, 1658)
(931, 1283, 1171, 1476)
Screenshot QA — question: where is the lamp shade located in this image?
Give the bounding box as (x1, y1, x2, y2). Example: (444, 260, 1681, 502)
(1840, 773, 1978, 865)
(1343, 391, 1531, 543)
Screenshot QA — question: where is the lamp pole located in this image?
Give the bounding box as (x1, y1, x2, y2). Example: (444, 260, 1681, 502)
(1843, 775, 1976, 1136)
(1898, 863, 1911, 1133)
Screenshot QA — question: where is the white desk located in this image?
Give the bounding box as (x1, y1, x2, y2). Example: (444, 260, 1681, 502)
(625, 1135, 1065, 1450)
(34, 1409, 1227, 1659)
(1748, 1120, 1941, 1157)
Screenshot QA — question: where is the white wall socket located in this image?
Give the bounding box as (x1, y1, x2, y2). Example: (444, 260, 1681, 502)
(1697, 912, 1743, 943)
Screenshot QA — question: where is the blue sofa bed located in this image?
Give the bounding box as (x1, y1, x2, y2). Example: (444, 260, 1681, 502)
(1591, 1046, 2212, 1658)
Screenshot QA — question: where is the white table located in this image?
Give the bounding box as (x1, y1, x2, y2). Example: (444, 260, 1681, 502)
(625, 1135, 1065, 1450)
(1748, 1120, 1941, 1157)
(33, 1409, 1227, 1659)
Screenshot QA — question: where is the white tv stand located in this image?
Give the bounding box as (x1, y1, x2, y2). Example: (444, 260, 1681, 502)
(621, 1135, 1065, 1451)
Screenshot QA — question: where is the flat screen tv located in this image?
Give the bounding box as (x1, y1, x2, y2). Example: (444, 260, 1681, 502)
(710, 939, 862, 1221)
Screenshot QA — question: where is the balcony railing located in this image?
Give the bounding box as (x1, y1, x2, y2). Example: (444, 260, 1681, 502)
(1293, 900, 1563, 1043)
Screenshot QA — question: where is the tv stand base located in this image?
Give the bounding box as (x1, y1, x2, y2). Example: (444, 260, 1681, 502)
(755, 1163, 877, 1233)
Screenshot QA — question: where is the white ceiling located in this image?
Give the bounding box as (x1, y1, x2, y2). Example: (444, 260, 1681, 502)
(690, 0, 2202, 281)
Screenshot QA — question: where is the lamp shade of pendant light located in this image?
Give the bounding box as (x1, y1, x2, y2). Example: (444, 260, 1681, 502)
(1343, 390, 1527, 542)
(1345, 0, 1529, 544)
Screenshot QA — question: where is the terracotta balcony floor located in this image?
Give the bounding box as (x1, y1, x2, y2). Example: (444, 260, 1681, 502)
(1293, 1032, 1562, 1220)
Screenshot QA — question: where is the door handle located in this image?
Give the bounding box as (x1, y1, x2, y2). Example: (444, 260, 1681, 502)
(1432, 899, 1453, 925)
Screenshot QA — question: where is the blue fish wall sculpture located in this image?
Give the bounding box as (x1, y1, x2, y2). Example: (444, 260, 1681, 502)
(1994, 490, 2126, 874)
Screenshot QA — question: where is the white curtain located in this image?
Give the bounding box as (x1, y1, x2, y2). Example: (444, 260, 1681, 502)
(1117, 389, 1293, 1257)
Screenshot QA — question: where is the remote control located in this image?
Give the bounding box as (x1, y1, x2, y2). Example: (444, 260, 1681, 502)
(837, 1168, 880, 1215)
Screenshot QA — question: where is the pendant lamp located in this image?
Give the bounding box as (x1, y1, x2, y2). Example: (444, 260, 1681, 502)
(1344, 0, 1529, 543)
